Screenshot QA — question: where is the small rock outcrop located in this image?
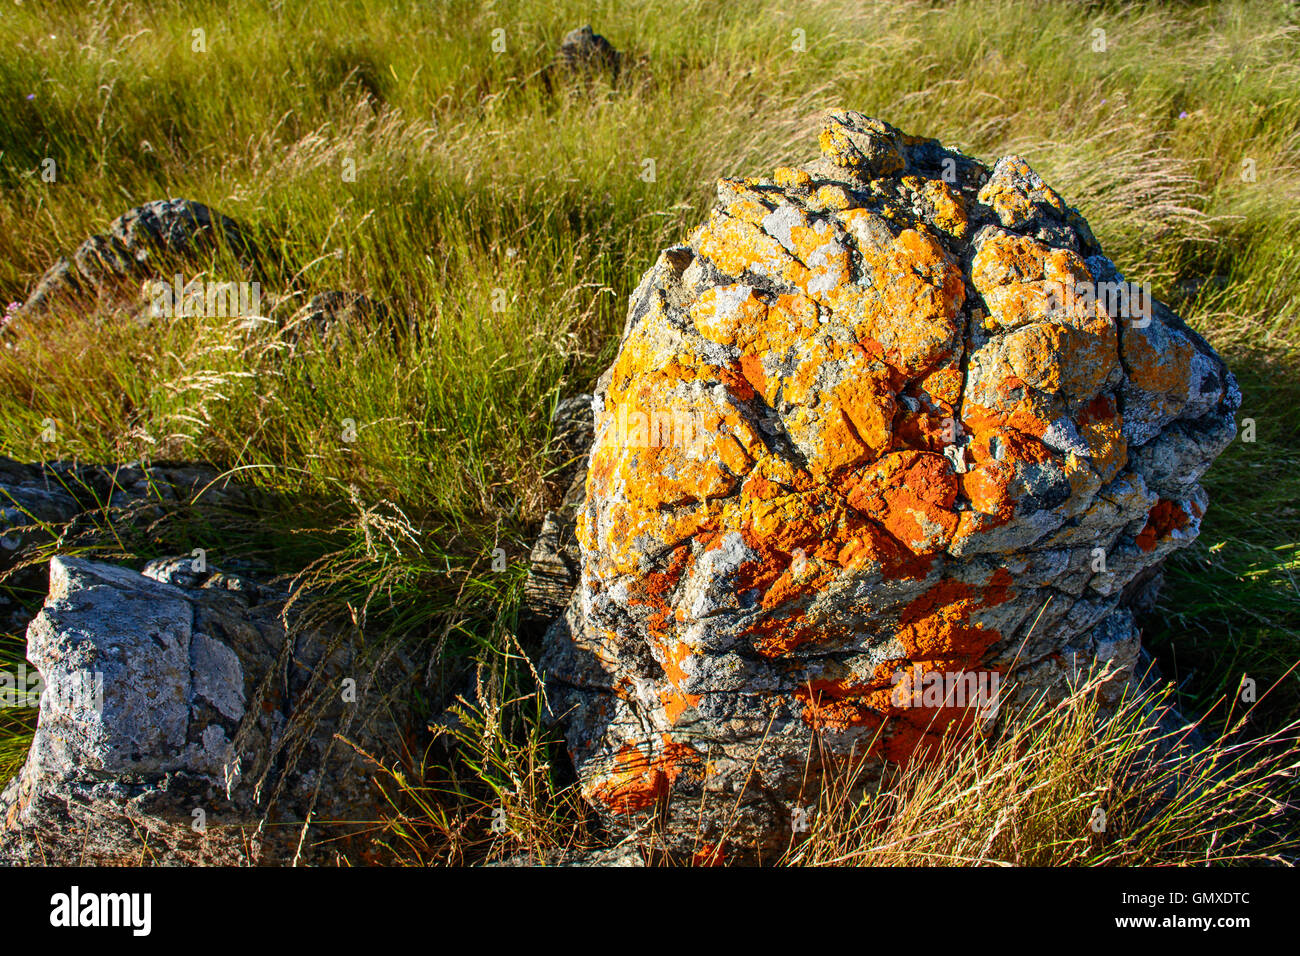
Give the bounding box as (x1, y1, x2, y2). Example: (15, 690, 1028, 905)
(282, 290, 390, 344)
(555, 26, 622, 78)
(540, 112, 1239, 859)
(0, 556, 411, 865)
(11, 199, 258, 325)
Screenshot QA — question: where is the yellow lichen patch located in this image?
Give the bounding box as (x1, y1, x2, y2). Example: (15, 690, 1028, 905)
(717, 178, 779, 225)
(707, 290, 821, 371)
(811, 184, 854, 212)
(818, 115, 905, 177)
(1001, 319, 1117, 401)
(781, 340, 897, 474)
(690, 284, 769, 348)
(919, 355, 964, 406)
(725, 484, 836, 557)
(1077, 393, 1127, 482)
(757, 202, 853, 299)
(582, 344, 770, 576)
(823, 227, 964, 378)
(693, 210, 811, 290)
(1122, 321, 1194, 404)
(977, 157, 1067, 229)
(907, 176, 969, 238)
(774, 166, 813, 191)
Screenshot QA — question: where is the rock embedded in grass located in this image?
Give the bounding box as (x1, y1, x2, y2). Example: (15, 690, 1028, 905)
(0, 555, 411, 865)
(554, 25, 622, 78)
(11, 198, 258, 324)
(282, 289, 390, 345)
(540, 111, 1240, 860)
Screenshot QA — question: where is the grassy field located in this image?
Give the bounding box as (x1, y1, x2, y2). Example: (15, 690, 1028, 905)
(1, 0, 1298, 864)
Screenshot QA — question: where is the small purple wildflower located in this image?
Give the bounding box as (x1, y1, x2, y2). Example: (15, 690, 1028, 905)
(25, 93, 35, 101)
(1178, 110, 1189, 119)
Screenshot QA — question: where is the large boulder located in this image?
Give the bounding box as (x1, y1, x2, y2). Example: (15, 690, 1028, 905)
(0, 555, 411, 865)
(541, 112, 1239, 859)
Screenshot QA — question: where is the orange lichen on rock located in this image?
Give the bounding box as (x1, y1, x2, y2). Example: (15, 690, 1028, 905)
(543, 110, 1240, 859)
(1135, 499, 1192, 553)
(587, 738, 702, 814)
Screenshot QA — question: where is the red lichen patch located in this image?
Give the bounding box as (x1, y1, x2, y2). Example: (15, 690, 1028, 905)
(692, 842, 727, 866)
(895, 570, 1012, 668)
(842, 451, 960, 554)
(1135, 499, 1191, 553)
(588, 738, 702, 814)
(794, 678, 886, 733)
(880, 704, 979, 765)
(749, 608, 846, 658)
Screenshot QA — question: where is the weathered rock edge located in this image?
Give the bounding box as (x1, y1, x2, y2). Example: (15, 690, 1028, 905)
(0, 555, 412, 865)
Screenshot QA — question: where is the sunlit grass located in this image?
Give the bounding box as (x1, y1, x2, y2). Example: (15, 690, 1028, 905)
(1, 0, 1297, 863)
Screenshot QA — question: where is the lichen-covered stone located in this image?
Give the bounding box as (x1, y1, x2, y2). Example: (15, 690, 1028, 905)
(541, 112, 1239, 859)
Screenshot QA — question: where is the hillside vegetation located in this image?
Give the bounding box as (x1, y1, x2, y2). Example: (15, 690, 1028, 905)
(1, 0, 1297, 863)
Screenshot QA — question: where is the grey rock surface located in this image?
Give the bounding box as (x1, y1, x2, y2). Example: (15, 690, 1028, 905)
(0, 555, 411, 865)
(11, 199, 258, 325)
(521, 394, 593, 627)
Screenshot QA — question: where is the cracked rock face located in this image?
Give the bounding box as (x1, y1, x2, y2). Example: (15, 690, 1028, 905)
(0, 555, 409, 865)
(541, 112, 1239, 858)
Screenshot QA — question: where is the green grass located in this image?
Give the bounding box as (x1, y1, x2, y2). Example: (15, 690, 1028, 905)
(0, 0, 1297, 863)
